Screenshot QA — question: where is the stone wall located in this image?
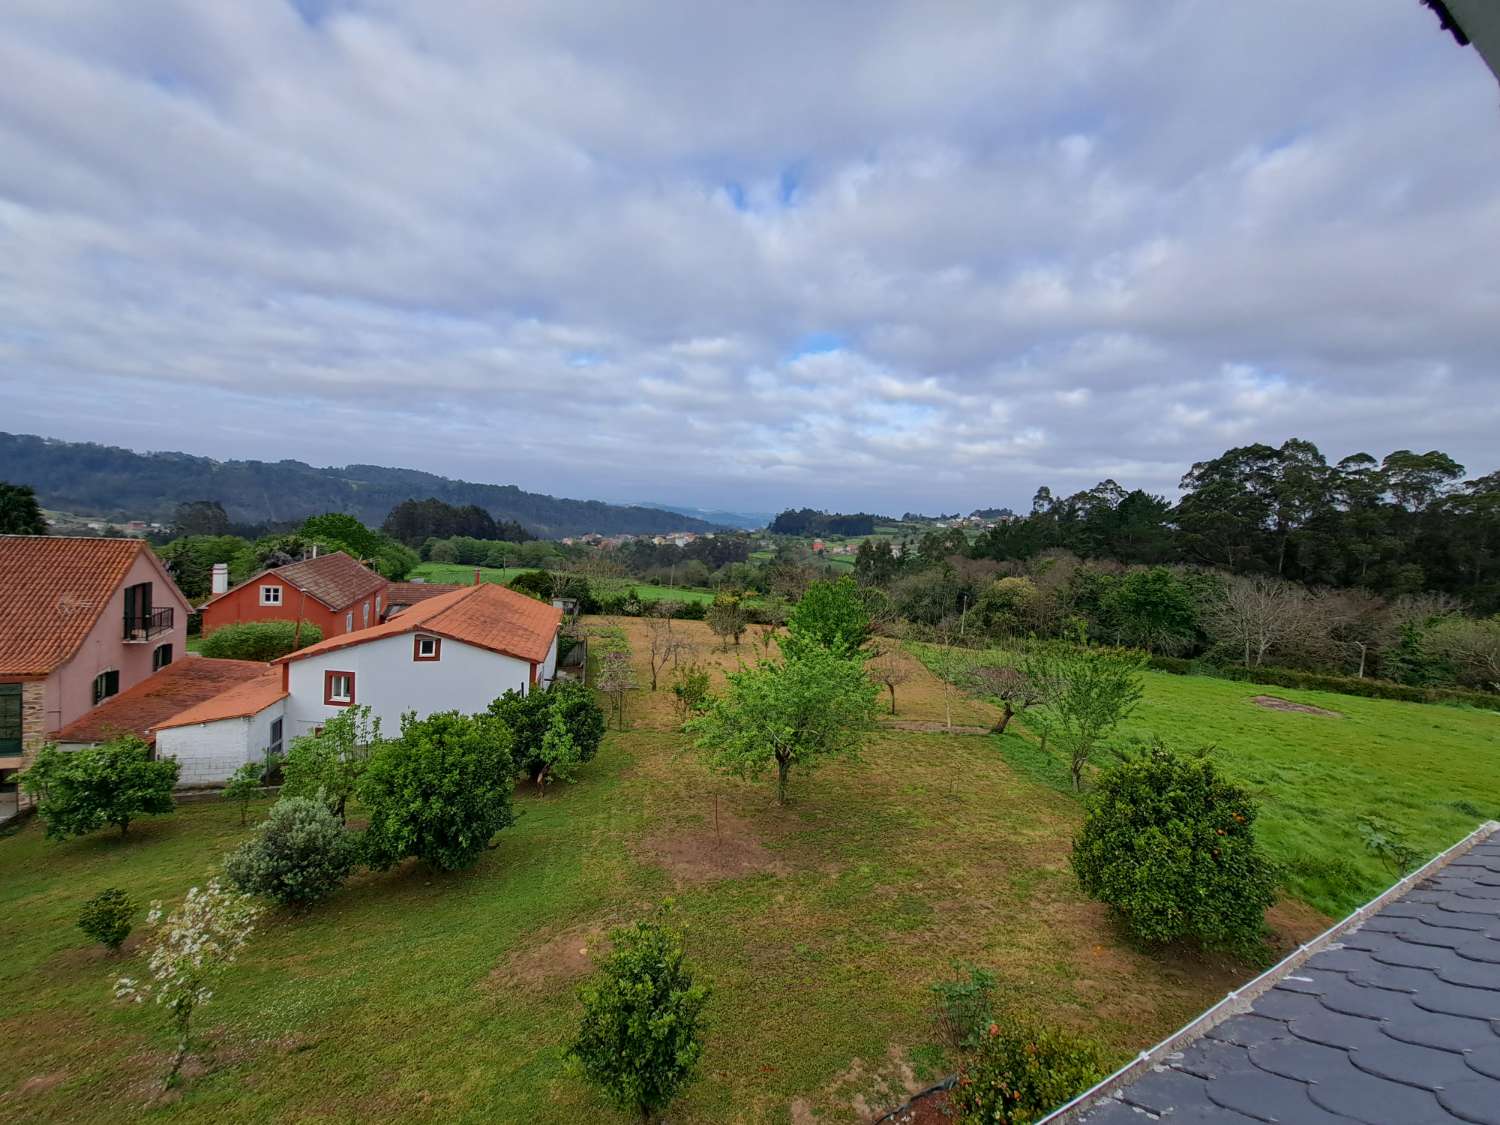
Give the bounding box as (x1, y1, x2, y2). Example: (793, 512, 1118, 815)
(16, 681, 46, 810)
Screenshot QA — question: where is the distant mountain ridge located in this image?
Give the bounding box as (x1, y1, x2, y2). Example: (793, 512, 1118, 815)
(635, 502, 772, 531)
(0, 432, 720, 539)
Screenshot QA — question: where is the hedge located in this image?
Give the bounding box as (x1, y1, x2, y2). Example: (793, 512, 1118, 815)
(200, 619, 324, 662)
(1146, 655, 1500, 712)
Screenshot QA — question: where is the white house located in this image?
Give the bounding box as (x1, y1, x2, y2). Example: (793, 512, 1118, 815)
(275, 582, 563, 739)
(152, 667, 288, 786)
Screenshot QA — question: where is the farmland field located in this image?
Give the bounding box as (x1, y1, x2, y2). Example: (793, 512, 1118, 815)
(410, 562, 719, 604)
(3, 621, 1495, 1122)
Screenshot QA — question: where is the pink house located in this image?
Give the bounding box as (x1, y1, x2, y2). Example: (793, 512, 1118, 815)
(1, 536, 191, 811)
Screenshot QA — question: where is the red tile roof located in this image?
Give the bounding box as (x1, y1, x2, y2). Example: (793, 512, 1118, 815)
(0, 536, 187, 678)
(385, 581, 465, 610)
(278, 582, 561, 666)
(54, 656, 271, 744)
(153, 667, 287, 731)
(200, 551, 385, 612)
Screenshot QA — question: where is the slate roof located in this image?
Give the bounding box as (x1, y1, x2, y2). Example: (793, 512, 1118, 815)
(200, 551, 385, 612)
(276, 582, 562, 666)
(0, 535, 187, 677)
(1070, 825, 1500, 1125)
(54, 657, 270, 744)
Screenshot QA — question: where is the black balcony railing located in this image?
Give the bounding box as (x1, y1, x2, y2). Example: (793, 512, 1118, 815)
(124, 606, 174, 642)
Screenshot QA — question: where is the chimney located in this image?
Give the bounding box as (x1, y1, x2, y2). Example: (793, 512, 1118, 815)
(474, 567, 482, 586)
(211, 562, 229, 596)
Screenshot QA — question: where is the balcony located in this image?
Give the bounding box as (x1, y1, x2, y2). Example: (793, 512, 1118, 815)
(124, 606, 174, 643)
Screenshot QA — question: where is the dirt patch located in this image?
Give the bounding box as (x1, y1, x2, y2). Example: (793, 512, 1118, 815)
(881, 720, 992, 735)
(1266, 896, 1335, 952)
(637, 807, 787, 885)
(486, 923, 611, 990)
(43, 931, 145, 975)
(1252, 695, 1341, 718)
(881, 1085, 955, 1123)
(6, 1071, 67, 1098)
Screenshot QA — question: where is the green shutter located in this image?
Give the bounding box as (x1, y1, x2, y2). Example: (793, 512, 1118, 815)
(0, 684, 23, 753)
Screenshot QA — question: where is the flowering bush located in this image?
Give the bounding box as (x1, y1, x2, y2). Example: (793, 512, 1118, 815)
(115, 880, 260, 1086)
(951, 1018, 1106, 1124)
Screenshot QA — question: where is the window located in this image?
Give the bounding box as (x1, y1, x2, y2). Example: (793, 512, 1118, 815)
(323, 671, 355, 706)
(260, 585, 283, 606)
(345, 611, 354, 633)
(413, 635, 441, 661)
(267, 717, 284, 758)
(375, 594, 382, 615)
(0, 684, 21, 755)
(92, 669, 120, 706)
(362, 602, 370, 628)
(123, 581, 153, 637)
(152, 643, 173, 672)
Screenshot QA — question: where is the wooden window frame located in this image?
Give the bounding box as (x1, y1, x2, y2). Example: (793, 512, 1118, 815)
(323, 670, 355, 707)
(413, 635, 441, 662)
(152, 643, 173, 672)
(92, 669, 120, 706)
(260, 584, 283, 606)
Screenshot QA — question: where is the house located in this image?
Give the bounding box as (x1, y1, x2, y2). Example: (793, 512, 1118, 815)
(1061, 821, 1500, 1125)
(152, 666, 287, 786)
(1, 535, 191, 810)
(199, 551, 388, 639)
(275, 582, 562, 739)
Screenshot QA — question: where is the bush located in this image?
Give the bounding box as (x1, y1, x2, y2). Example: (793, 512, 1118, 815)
(223, 796, 359, 906)
(200, 619, 323, 661)
(951, 1019, 1106, 1124)
(1145, 655, 1500, 711)
(568, 915, 710, 1123)
(488, 681, 605, 786)
(507, 570, 554, 600)
(1071, 746, 1277, 953)
(222, 761, 266, 826)
(78, 888, 136, 951)
(930, 962, 998, 1053)
(670, 662, 713, 722)
(22, 737, 179, 840)
(359, 711, 516, 871)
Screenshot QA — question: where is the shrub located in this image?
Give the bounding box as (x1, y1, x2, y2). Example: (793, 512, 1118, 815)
(508, 570, 554, 600)
(568, 915, 710, 1124)
(200, 619, 323, 661)
(222, 761, 266, 826)
(79, 888, 136, 951)
(1071, 746, 1277, 953)
(223, 796, 359, 906)
(280, 705, 381, 823)
(359, 711, 516, 871)
(488, 681, 605, 786)
(951, 1018, 1107, 1124)
(22, 737, 179, 840)
(670, 662, 713, 722)
(930, 962, 998, 1053)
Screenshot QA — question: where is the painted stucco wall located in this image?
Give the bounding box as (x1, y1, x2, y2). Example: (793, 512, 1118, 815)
(156, 700, 285, 786)
(43, 551, 190, 736)
(540, 633, 559, 687)
(285, 632, 533, 738)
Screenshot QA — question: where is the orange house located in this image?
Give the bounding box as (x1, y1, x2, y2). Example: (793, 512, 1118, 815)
(199, 552, 389, 640)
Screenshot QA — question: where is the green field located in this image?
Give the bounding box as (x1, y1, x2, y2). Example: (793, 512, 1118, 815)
(410, 563, 719, 604)
(4, 623, 1497, 1122)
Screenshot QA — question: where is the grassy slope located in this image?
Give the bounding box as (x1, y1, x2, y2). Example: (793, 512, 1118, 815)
(2, 624, 1276, 1124)
(909, 644, 1500, 916)
(410, 563, 719, 604)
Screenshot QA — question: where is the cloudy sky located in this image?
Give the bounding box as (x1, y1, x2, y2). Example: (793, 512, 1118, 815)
(2, 1, 1498, 516)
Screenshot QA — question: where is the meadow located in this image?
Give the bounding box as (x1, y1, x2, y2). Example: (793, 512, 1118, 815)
(410, 562, 720, 604)
(3, 621, 1496, 1122)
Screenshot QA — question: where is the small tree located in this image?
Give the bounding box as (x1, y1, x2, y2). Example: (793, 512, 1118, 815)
(78, 888, 136, 952)
(783, 575, 871, 658)
(706, 592, 749, 649)
(489, 680, 606, 787)
(1071, 746, 1277, 953)
(1024, 642, 1145, 791)
(534, 707, 581, 794)
(280, 705, 381, 823)
(221, 761, 266, 826)
(688, 645, 880, 805)
(568, 914, 711, 1125)
(115, 881, 260, 1088)
(968, 665, 1046, 735)
(22, 737, 179, 840)
(923, 642, 978, 734)
(867, 648, 912, 715)
(596, 651, 638, 730)
(223, 796, 359, 906)
(755, 595, 789, 653)
(359, 711, 516, 871)
(669, 662, 713, 723)
(0, 480, 47, 535)
(644, 616, 685, 691)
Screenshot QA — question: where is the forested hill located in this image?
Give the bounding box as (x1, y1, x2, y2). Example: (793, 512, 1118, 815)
(0, 433, 718, 538)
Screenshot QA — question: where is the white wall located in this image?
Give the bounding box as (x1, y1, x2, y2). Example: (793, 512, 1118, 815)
(285, 632, 534, 739)
(156, 700, 285, 786)
(540, 633, 559, 687)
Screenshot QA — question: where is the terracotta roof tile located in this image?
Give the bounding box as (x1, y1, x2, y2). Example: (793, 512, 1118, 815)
(0, 535, 184, 677)
(153, 667, 287, 731)
(54, 656, 271, 743)
(201, 551, 385, 612)
(385, 581, 465, 609)
(279, 582, 561, 666)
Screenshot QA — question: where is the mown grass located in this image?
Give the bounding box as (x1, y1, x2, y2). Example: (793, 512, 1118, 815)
(1, 622, 1275, 1124)
(410, 563, 720, 604)
(908, 643, 1500, 917)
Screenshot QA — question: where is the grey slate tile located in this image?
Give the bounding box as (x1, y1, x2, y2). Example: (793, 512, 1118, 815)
(1305, 1071, 1452, 1125)
(1206, 1013, 1295, 1048)
(1435, 1078, 1500, 1125)
(1203, 1069, 1345, 1123)
(1346, 1036, 1473, 1090)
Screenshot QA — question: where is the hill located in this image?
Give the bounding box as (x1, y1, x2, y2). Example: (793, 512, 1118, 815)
(0, 433, 719, 539)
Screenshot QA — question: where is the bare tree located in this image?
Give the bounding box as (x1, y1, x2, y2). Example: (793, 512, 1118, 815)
(1204, 575, 1319, 669)
(967, 664, 1046, 735)
(596, 651, 638, 729)
(755, 595, 789, 653)
(644, 616, 686, 691)
(867, 648, 912, 715)
(706, 596, 749, 649)
(1426, 616, 1500, 692)
(567, 553, 631, 605)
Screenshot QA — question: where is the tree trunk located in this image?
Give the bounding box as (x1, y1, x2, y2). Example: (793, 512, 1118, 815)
(119, 819, 130, 837)
(776, 754, 791, 805)
(989, 704, 1015, 735)
(887, 684, 897, 714)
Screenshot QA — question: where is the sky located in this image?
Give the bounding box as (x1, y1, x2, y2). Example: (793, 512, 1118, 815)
(2, 1, 1498, 517)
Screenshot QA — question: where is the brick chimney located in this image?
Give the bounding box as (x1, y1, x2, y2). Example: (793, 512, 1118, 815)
(474, 567, 482, 586)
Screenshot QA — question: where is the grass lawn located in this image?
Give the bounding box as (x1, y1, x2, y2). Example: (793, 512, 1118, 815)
(909, 643, 1500, 917)
(410, 563, 720, 605)
(1, 622, 1302, 1124)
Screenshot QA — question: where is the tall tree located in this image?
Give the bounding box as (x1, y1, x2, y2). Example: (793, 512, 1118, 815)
(0, 481, 47, 534)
